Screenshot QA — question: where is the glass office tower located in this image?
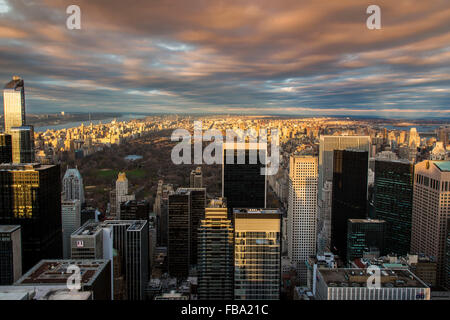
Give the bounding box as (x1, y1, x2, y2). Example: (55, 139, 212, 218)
(197, 198, 234, 300)
(223, 143, 266, 216)
(0, 163, 62, 272)
(234, 208, 281, 300)
(346, 218, 387, 261)
(374, 159, 414, 255)
(331, 150, 368, 260)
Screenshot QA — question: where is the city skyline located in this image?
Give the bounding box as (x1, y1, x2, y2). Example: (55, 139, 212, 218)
(0, 0, 449, 117)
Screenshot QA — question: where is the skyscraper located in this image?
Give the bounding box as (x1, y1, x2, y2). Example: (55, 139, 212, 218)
(318, 136, 370, 201)
(288, 155, 317, 284)
(119, 200, 150, 221)
(112, 172, 135, 217)
(410, 160, 450, 285)
(3, 76, 26, 133)
(330, 150, 368, 260)
(190, 166, 203, 188)
(0, 133, 12, 163)
(222, 143, 266, 215)
(3, 76, 34, 164)
(153, 180, 173, 246)
(0, 225, 22, 285)
(446, 219, 450, 289)
(197, 198, 234, 300)
(61, 199, 81, 259)
(178, 187, 206, 265)
(317, 181, 332, 254)
(167, 189, 190, 278)
(77, 220, 149, 300)
(10, 126, 34, 163)
(0, 163, 62, 271)
(234, 208, 281, 300)
(62, 167, 85, 204)
(346, 218, 387, 261)
(374, 159, 414, 255)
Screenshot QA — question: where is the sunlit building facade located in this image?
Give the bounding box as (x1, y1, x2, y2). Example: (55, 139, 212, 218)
(234, 208, 281, 300)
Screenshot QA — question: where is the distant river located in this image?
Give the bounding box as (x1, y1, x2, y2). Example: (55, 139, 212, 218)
(34, 114, 147, 132)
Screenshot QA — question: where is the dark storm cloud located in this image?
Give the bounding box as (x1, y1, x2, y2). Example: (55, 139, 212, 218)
(0, 0, 449, 116)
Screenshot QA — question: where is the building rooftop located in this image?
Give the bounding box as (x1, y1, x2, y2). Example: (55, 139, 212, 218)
(0, 286, 92, 300)
(72, 221, 103, 237)
(15, 260, 109, 286)
(233, 208, 280, 215)
(319, 268, 428, 289)
(4, 76, 23, 90)
(348, 218, 386, 224)
(0, 225, 21, 233)
(433, 161, 450, 172)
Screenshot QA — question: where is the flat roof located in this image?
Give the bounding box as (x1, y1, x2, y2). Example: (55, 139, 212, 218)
(433, 161, 450, 172)
(0, 225, 21, 233)
(233, 208, 280, 214)
(15, 260, 109, 286)
(319, 268, 428, 289)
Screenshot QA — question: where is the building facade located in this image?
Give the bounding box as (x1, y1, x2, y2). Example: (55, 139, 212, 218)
(0, 225, 22, 285)
(234, 208, 281, 300)
(346, 219, 387, 262)
(331, 150, 369, 260)
(62, 167, 85, 204)
(287, 155, 317, 284)
(0, 163, 62, 271)
(61, 199, 81, 259)
(374, 159, 414, 255)
(197, 198, 234, 300)
(410, 160, 450, 285)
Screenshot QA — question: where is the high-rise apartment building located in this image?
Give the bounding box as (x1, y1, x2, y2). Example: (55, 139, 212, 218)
(374, 159, 414, 255)
(318, 136, 370, 201)
(0, 163, 62, 271)
(61, 199, 81, 259)
(223, 143, 267, 215)
(288, 155, 317, 284)
(410, 160, 450, 285)
(197, 198, 234, 300)
(234, 208, 281, 300)
(0, 225, 22, 285)
(331, 150, 368, 260)
(346, 219, 387, 261)
(0, 133, 12, 163)
(62, 167, 85, 204)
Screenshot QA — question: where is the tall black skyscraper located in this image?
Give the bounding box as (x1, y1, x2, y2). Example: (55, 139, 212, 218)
(168, 190, 190, 278)
(0, 133, 12, 164)
(222, 144, 266, 216)
(167, 188, 206, 277)
(0, 225, 22, 285)
(0, 163, 62, 271)
(331, 150, 368, 260)
(374, 159, 414, 255)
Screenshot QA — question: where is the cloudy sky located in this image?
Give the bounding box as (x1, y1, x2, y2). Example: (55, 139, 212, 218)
(0, 0, 449, 117)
